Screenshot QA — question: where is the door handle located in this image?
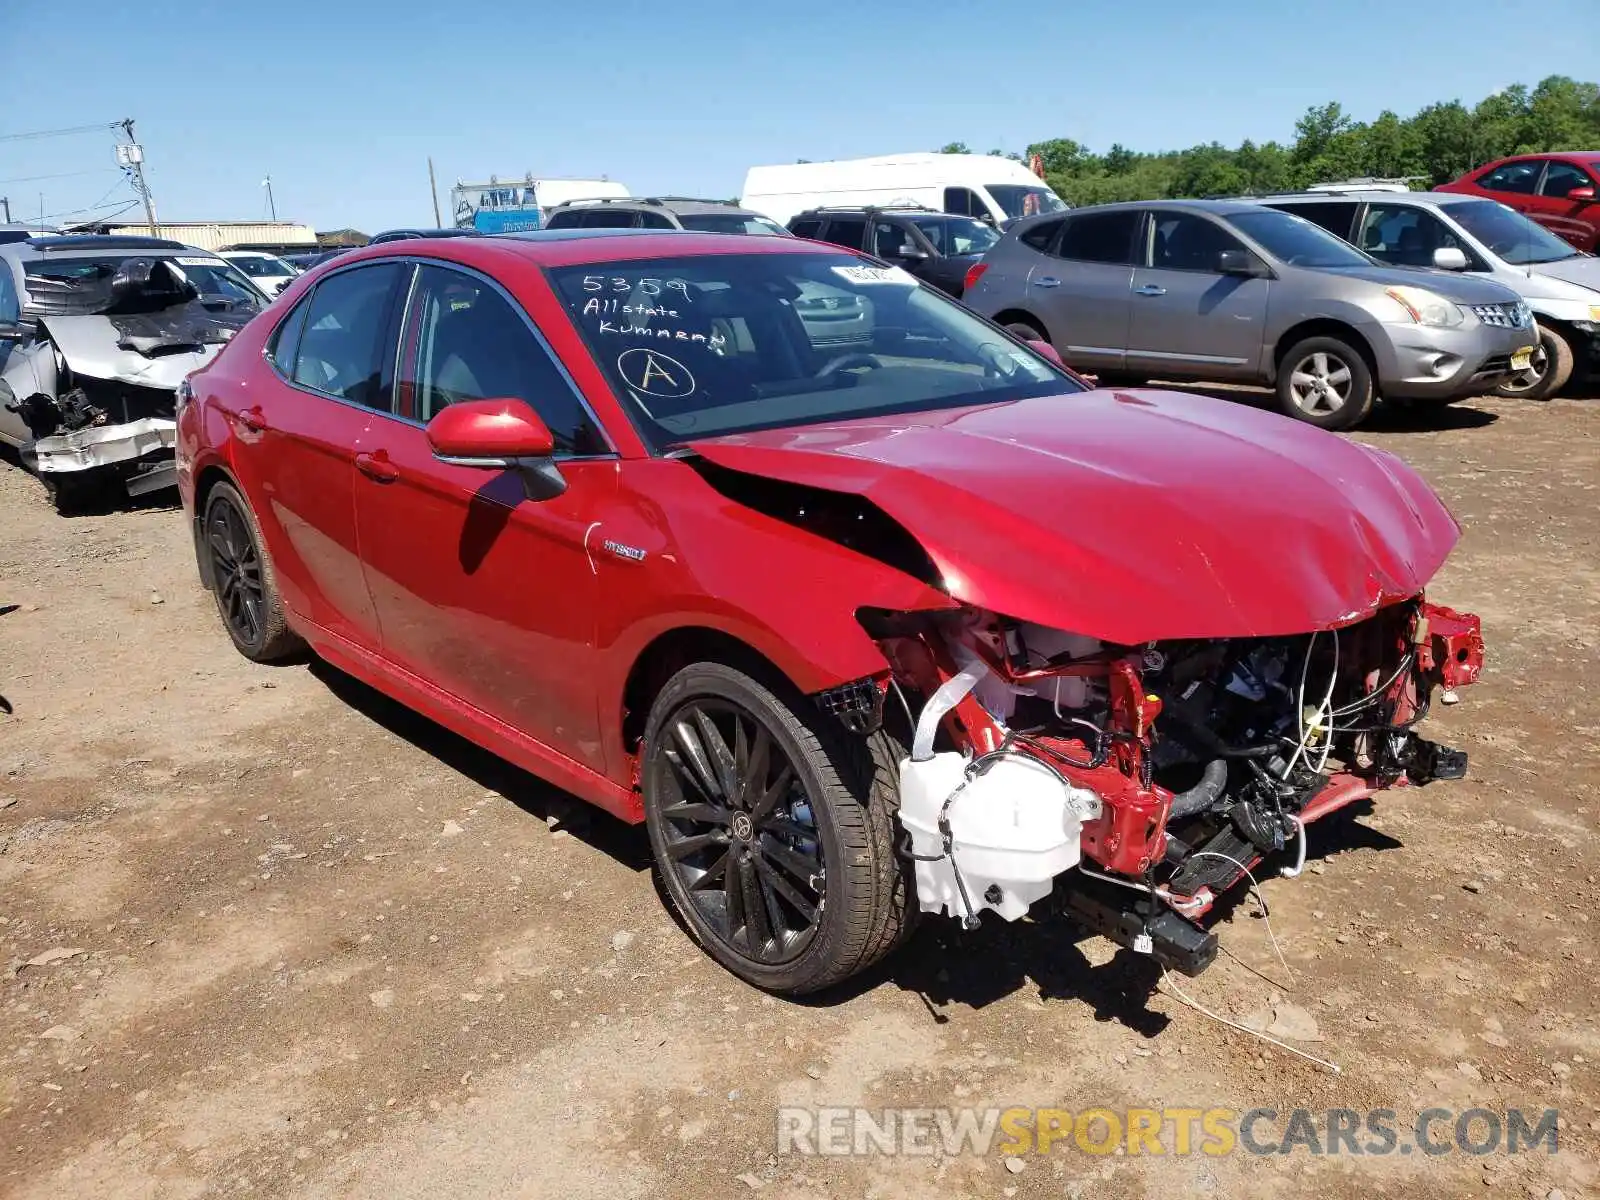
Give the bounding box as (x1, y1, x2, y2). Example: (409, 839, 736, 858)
(354, 450, 399, 483)
(1033, 276, 1062, 288)
(237, 405, 268, 432)
(1135, 285, 1168, 297)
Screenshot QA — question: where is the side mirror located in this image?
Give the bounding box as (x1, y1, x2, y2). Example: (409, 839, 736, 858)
(425, 398, 566, 502)
(1432, 246, 1469, 271)
(894, 243, 930, 262)
(1567, 186, 1596, 203)
(1216, 249, 1262, 276)
(1024, 338, 1064, 367)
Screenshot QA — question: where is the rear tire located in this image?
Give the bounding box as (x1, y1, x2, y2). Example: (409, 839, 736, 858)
(642, 662, 914, 995)
(1493, 324, 1574, 401)
(202, 481, 304, 663)
(1275, 335, 1375, 430)
(1003, 318, 1048, 345)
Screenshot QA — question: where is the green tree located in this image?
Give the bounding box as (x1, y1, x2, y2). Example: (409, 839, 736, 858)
(937, 142, 971, 155)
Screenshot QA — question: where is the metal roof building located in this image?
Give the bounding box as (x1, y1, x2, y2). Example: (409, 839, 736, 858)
(61, 220, 317, 252)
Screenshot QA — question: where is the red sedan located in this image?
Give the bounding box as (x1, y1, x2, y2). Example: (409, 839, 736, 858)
(177, 231, 1483, 994)
(1436, 151, 1600, 251)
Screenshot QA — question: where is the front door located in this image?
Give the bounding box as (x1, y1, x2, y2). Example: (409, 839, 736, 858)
(1125, 211, 1270, 378)
(1526, 160, 1600, 251)
(230, 261, 406, 648)
(1029, 208, 1142, 370)
(351, 262, 613, 771)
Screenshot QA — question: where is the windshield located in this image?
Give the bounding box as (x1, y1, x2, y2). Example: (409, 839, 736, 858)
(1223, 209, 1373, 268)
(23, 255, 267, 310)
(230, 254, 293, 278)
(912, 215, 1000, 256)
(548, 252, 1076, 446)
(1440, 199, 1579, 265)
(677, 213, 790, 236)
(988, 185, 1068, 220)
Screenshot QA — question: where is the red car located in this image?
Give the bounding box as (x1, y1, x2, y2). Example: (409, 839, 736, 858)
(1436, 151, 1600, 251)
(177, 232, 1484, 994)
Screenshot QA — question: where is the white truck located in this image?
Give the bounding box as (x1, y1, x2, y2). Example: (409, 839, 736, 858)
(741, 153, 1067, 228)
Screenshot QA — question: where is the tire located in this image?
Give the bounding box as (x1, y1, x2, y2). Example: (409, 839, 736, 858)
(1493, 323, 1574, 401)
(42, 471, 117, 516)
(202, 481, 304, 663)
(1003, 318, 1047, 344)
(1275, 335, 1375, 430)
(642, 661, 915, 995)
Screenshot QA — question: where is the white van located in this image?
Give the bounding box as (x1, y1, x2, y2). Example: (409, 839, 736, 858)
(740, 153, 1068, 228)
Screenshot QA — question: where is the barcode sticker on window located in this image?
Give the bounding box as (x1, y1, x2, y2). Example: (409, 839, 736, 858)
(832, 265, 916, 286)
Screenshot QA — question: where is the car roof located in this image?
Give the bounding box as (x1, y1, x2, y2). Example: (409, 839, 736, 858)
(1262, 190, 1506, 212)
(0, 235, 200, 264)
(550, 197, 764, 218)
(314, 229, 848, 273)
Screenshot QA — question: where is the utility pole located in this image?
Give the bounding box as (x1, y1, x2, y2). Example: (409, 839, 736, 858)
(117, 118, 158, 235)
(263, 175, 277, 221)
(0, 196, 9, 224)
(428, 157, 442, 227)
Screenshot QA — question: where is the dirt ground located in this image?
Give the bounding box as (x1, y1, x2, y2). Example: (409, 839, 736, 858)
(0, 392, 1596, 1200)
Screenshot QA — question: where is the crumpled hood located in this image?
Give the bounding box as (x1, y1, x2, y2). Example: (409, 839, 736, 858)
(688, 388, 1460, 643)
(42, 313, 228, 391)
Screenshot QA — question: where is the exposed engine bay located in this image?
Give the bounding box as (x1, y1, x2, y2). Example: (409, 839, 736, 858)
(857, 598, 1484, 976)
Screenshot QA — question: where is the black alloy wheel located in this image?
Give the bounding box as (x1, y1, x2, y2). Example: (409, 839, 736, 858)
(653, 697, 824, 966)
(208, 497, 265, 650)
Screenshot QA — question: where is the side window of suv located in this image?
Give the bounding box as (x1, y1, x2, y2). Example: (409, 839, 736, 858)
(1018, 219, 1064, 252)
(579, 209, 638, 228)
(636, 210, 675, 229)
(398, 265, 608, 456)
(820, 216, 867, 250)
(789, 217, 823, 239)
(289, 263, 403, 409)
(1477, 161, 1541, 195)
(872, 220, 913, 257)
(1055, 211, 1142, 265)
(1271, 202, 1358, 240)
(1540, 161, 1595, 198)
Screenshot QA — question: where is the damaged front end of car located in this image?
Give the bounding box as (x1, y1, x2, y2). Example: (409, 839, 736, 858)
(9, 255, 257, 502)
(852, 598, 1482, 976)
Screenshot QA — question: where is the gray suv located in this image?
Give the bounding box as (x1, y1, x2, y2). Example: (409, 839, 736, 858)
(543, 196, 788, 235)
(964, 199, 1537, 429)
(1256, 189, 1600, 400)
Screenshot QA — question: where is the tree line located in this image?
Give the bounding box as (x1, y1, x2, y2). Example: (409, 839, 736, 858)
(938, 76, 1600, 205)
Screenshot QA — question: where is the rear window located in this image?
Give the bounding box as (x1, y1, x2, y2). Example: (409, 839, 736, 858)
(1266, 201, 1358, 240)
(789, 218, 824, 239)
(1056, 211, 1141, 265)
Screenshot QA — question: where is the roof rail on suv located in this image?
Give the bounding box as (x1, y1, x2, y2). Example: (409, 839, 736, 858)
(796, 204, 937, 215)
(27, 235, 187, 251)
(547, 196, 740, 210)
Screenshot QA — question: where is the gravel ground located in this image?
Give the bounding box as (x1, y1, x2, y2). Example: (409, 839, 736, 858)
(0, 393, 1596, 1199)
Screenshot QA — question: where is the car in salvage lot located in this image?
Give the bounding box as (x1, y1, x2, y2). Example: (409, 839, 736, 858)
(177, 229, 1484, 994)
(0, 235, 269, 511)
(962, 199, 1538, 429)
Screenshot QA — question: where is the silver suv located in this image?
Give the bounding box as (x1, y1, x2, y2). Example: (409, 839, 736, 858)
(1256, 189, 1600, 400)
(964, 199, 1537, 429)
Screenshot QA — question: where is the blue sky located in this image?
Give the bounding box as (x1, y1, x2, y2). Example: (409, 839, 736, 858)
(3, 0, 1597, 234)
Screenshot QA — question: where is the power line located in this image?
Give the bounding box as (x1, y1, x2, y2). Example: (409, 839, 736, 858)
(0, 168, 117, 186)
(0, 121, 121, 143)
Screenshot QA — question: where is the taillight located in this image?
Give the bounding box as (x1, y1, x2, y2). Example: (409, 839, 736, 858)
(963, 261, 988, 292)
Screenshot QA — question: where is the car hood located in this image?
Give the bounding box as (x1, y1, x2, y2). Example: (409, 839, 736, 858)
(687, 388, 1459, 643)
(1528, 253, 1600, 293)
(1320, 264, 1523, 303)
(42, 313, 231, 391)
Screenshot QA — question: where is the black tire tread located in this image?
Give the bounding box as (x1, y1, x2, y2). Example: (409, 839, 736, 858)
(644, 662, 914, 994)
(205, 481, 305, 663)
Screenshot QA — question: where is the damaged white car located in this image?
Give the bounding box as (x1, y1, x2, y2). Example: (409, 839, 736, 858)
(0, 235, 268, 511)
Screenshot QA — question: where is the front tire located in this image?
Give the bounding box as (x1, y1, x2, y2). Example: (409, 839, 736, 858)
(202, 481, 304, 662)
(1493, 324, 1574, 401)
(642, 662, 913, 994)
(1276, 335, 1375, 430)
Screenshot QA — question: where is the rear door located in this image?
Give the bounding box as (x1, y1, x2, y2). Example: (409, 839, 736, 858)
(1125, 210, 1270, 378)
(229, 262, 405, 649)
(1028, 209, 1142, 370)
(350, 261, 614, 772)
(1526, 159, 1600, 250)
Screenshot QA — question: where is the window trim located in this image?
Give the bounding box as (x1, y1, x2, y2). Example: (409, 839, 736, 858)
(261, 260, 408, 413)
(378, 257, 620, 460)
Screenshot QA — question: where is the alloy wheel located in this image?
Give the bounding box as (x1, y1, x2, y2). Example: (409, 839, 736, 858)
(653, 699, 824, 965)
(1287, 351, 1354, 416)
(207, 499, 265, 648)
(1497, 340, 1549, 396)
